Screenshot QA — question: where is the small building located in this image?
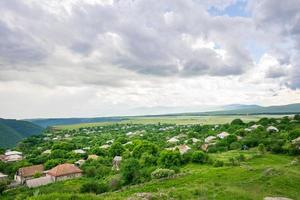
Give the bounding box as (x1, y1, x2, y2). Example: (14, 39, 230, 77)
(112, 156, 122, 171)
(217, 132, 230, 139)
(267, 126, 279, 133)
(250, 124, 261, 130)
(75, 159, 85, 167)
(42, 150, 51, 154)
(87, 154, 99, 160)
(73, 149, 86, 154)
(176, 145, 191, 154)
(205, 136, 216, 143)
(167, 137, 179, 143)
(47, 163, 82, 182)
(201, 143, 209, 152)
(0, 172, 8, 181)
(15, 164, 44, 184)
(26, 176, 53, 188)
(3, 150, 23, 162)
(100, 144, 111, 149)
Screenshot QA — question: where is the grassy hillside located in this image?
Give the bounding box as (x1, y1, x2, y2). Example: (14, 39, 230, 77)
(0, 118, 44, 148)
(3, 151, 300, 200)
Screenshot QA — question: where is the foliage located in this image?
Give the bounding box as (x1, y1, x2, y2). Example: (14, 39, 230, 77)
(120, 158, 140, 184)
(151, 168, 175, 179)
(158, 150, 181, 169)
(191, 151, 208, 164)
(80, 181, 108, 194)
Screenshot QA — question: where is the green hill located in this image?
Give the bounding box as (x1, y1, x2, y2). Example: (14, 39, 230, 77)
(0, 118, 44, 148)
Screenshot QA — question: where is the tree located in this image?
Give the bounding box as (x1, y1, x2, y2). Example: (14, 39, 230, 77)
(191, 151, 208, 164)
(109, 142, 125, 157)
(294, 114, 300, 121)
(132, 142, 159, 158)
(158, 150, 181, 168)
(0, 181, 7, 194)
(231, 119, 244, 126)
(80, 181, 108, 194)
(121, 158, 140, 184)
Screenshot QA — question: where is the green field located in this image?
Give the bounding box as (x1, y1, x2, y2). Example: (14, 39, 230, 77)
(56, 115, 290, 130)
(4, 150, 299, 200)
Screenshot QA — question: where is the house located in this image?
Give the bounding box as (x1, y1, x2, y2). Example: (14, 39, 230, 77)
(191, 138, 200, 143)
(201, 143, 209, 152)
(100, 144, 111, 149)
(167, 137, 179, 143)
(47, 163, 82, 182)
(267, 126, 279, 133)
(42, 150, 51, 154)
(0, 172, 8, 181)
(292, 136, 300, 144)
(176, 145, 191, 154)
(250, 124, 261, 130)
(4, 150, 23, 162)
(87, 154, 99, 160)
(205, 136, 216, 143)
(75, 159, 85, 167)
(15, 164, 44, 184)
(112, 156, 122, 171)
(73, 149, 86, 154)
(217, 132, 230, 139)
(26, 176, 53, 188)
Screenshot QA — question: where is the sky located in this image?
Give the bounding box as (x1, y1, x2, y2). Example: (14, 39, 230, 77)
(0, 0, 300, 119)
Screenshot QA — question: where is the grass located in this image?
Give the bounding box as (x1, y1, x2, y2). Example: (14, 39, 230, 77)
(4, 150, 300, 200)
(56, 115, 289, 130)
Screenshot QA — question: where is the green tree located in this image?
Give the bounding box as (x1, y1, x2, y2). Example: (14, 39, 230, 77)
(121, 158, 140, 184)
(0, 181, 7, 194)
(132, 142, 159, 158)
(109, 142, 125, 157)
(191, 151, 208, 164)
(231, 119, 244, 126)
(158, 150, 181, 168)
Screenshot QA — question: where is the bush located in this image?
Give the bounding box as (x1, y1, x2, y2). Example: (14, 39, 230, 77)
(80, 181, 108, 194)
(258, 143, 266, 154)
(0, 181, 7, 194)
(191, 151, 208, 164)
(230, 142, 241, 150)
(158, 150, 181, 168)
(121, 158, 140, 184)
(213, 160, 224, 167)
(151, 168, 175, 179)
(231, 119, 244, 126)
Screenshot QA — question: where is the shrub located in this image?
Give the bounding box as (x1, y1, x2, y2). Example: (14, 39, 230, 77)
(158, 150, 181, 168)
(0, 181, 7, 194)
(121, 158, 140, 184)
(151, 168, 175, 179)
(213, 160, 224, 167)
(191, 151, 208, 164)
(230, 142, 241, 150)
(258, 143, 266, 155)
(236, 154, 246, 162)
(229, 157, 240, 166)
(231, 119, 244, 126)
(80, 181, 108, 194)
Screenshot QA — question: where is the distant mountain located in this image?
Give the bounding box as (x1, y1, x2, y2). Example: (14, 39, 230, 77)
(222, 104, 262, 111)
(27, 117, 127, 128)
(0, 118, 44, 148)
(186, 103, 300, 116)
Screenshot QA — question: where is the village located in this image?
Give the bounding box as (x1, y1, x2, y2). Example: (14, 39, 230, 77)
(0, 115, 300, 199)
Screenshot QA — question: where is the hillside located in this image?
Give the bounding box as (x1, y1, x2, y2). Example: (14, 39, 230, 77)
(0, 118, 44, 148)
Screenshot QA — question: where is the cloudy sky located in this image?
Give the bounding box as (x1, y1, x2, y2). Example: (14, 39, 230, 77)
(0, 0, 300, 119)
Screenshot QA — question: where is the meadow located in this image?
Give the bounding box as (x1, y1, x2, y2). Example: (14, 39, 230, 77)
(56, 115, 289, 130)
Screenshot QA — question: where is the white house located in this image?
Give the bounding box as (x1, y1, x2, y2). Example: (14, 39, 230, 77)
(205, 136, 217, 143)
(267, 126, 279, 133)
(0, 172, 8, 181)
(112, 156, 122, 171)
(217, 132, 230, 139)
(73, 149, 86, 154)
(167, 137, 179, 143)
